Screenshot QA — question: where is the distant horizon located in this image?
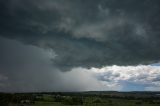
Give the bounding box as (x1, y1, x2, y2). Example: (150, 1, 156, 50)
(1, 90, 160, 94)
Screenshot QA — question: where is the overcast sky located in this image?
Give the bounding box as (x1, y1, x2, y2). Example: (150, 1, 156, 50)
(0, 0, 160, 92)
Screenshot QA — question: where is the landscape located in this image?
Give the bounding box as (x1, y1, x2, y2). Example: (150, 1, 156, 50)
(1, 0, 160, 106)
(1, 91, 160, 106)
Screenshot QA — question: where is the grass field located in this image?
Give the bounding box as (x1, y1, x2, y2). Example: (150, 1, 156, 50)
(9, 101, 63, 106)
(1, 92, 160, 106)
(9, 100, 160, 106)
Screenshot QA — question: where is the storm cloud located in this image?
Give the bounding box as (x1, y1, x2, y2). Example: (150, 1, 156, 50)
(0, 37, 103, 92)
(0, 0, 160, 91)
(0, 0, 160, 71)
(0, 37, 160, 92)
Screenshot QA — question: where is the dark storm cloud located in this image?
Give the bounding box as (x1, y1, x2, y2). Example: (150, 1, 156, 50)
(0, 37, 103, 92)
(0, 36, 58, 92)
(1, 0, 160, 71)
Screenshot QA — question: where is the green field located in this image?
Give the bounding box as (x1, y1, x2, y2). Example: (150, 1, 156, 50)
(9, 100, 160, 106)
(1, 92, 160, 106)
(9, 101, 63, 106)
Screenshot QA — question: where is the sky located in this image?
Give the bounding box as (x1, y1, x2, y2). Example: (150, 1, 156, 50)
(0, 0, 160, 92)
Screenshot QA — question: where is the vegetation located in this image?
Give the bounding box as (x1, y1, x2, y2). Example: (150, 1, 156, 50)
(0, 91, 160, 106)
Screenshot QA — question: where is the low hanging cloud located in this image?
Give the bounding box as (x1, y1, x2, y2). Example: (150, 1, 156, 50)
(0, 37, 108, 92)
(0, 0, 160, 71)
(0, 37, 106, 92)
(0, 37, 160, 92)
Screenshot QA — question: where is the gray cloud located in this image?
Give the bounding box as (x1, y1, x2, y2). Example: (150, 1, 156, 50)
(0, 0, 160, 70)
(0, 37, 160, 92)
(0, 36, 58, 92)
(0, 37, 107, 92)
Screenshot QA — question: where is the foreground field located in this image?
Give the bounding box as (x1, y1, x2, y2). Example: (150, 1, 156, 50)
(10, 101, 63, 106)
(1, 91, 160, 106)
(9, 100, 160, 106)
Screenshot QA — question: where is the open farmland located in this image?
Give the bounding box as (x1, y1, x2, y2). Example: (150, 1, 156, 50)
(1, 91, 160, 106)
